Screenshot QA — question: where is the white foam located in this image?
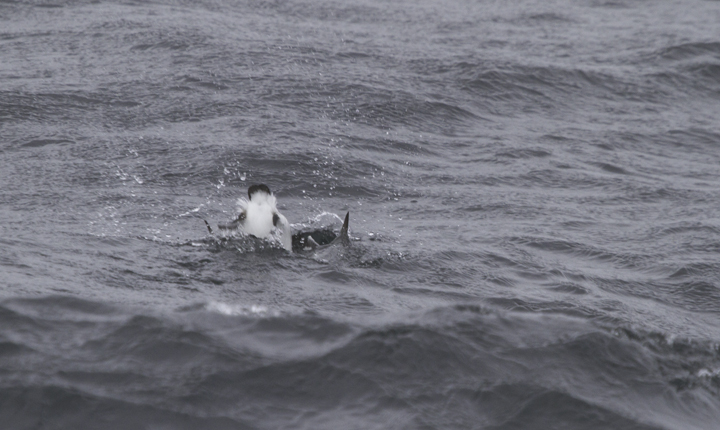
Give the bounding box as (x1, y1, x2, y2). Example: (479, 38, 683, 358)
(205, 301, 275, 317)
(697, 368, 720, 378)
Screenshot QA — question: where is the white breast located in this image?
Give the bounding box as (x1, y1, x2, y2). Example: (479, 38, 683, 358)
(242, 191, 276, 238)
(239, 189, 292, 251)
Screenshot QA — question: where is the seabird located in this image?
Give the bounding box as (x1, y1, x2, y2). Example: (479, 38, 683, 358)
(212, 184, 292, 251)
(205, 184, 349, 252)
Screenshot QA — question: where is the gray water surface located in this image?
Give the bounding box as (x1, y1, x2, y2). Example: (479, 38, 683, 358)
(2, 1, 720, 429)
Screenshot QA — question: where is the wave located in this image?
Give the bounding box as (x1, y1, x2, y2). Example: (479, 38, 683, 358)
(654, 42, 720, 62)
(7, 298, 719, 429)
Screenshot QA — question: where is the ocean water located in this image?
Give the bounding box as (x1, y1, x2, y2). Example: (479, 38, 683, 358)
(2, 0, 720, 428)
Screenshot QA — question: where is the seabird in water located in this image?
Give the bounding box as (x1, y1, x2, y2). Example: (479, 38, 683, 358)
(209, 184, 292, 251)
(203, 184, 350, 252)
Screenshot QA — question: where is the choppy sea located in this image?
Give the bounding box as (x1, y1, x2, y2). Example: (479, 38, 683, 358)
(2, 0, 720, 428)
